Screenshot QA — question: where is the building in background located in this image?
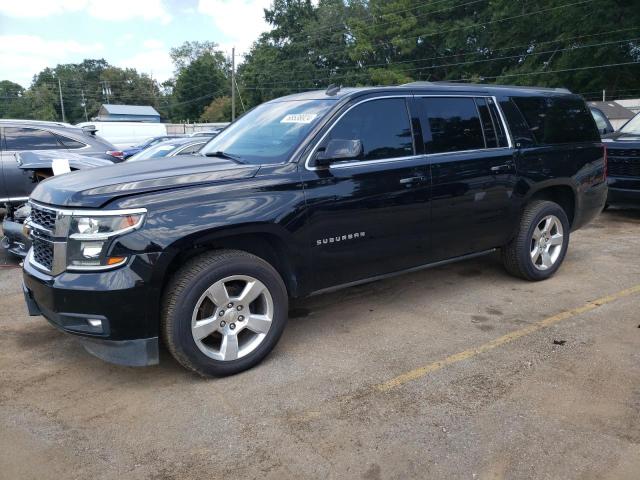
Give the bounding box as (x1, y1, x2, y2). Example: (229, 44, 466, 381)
(587, 101, 635, 130)
(95, 104, 161, 123)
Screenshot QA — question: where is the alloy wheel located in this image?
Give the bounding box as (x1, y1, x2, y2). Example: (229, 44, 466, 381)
(191, 275, 274, 361)
(530, 215, 564, 270)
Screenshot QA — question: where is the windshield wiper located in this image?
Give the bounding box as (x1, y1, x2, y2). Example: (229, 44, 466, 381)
(204, 151, 244, 164)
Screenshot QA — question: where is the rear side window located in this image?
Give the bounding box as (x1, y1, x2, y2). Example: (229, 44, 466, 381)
(56, 134, 86, 149)
(5, 127, 65, 151)
(324, 98, 414, 161)
(177, 142, 205, 155)
(422, 97, 485, 154)
(475, 98, 498, 148)
(513, 96, 599, 144)
(590, 108, 610, 132)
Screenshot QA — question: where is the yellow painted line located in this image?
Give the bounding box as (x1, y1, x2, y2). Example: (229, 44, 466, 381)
(376, 284, 640, 393)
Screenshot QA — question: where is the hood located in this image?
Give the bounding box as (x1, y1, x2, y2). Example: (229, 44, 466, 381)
(602, 131, 640, 145)
(17, 151, 114, 170)
(29, 154, 260, 208)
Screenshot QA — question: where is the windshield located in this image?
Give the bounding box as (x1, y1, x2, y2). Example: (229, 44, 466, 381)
(620, 113, 640, 134)
(199, 99, 335, 164)
(128, 141, 183, 161)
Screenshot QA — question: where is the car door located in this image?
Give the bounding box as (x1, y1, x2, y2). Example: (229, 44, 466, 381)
(2, 126, 68, 200)
(299, 95, 432, 292)
(419, 96, 519, 260)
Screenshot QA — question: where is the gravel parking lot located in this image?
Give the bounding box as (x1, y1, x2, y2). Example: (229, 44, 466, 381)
(1, 209, 639, 480)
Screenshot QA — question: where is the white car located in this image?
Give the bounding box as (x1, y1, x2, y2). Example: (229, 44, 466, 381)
(76, 121, 168, 149)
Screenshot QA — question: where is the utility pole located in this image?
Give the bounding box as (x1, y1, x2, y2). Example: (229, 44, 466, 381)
(102, 80, 111, 103)
(231, 46, 236, 121)
(81, 90, 88, 122)
(58, 78, 66, 123)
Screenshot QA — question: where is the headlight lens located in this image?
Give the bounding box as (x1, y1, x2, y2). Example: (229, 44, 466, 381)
(70, 214, 145, 239)
(66, 211, 145, 270)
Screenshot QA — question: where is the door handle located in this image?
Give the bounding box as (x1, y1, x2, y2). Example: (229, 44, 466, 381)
(399, 175, 427, 186)
(490, 162, 515, 174)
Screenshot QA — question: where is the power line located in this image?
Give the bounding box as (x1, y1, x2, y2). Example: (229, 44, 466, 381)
(279, 0, 488, 46)
(234, 37, 640, 88)
(243, 25, 640, 81)
(244, 0, 596, 69)
(452, 60, 640, 81)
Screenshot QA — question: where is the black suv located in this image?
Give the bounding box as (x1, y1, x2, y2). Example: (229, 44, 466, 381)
(603, 112, 640, 206)
(22, 84, 607, 376)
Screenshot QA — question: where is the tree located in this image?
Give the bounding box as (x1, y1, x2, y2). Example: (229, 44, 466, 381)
(0, 80, 26, 118)
(200, 96, 232, 122)
(170, 42, 229, 121)
(1, 59, 164, 123)
(170, 41, 221, 73)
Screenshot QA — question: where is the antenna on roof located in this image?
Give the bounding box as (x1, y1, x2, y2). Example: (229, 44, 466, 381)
(326, 84, 341, 96)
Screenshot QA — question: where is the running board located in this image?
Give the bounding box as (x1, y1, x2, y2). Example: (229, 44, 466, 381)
(310, 249, 497, 296)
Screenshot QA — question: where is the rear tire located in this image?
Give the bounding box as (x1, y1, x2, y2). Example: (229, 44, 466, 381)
(161, 249, 288, 377)
(502, 200, 570, 281)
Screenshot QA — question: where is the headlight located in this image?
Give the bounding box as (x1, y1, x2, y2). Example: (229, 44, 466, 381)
(66, 210, 146, 271)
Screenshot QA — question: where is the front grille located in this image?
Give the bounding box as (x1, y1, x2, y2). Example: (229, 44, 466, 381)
(30, 204, 57, 231)
(32, 237, 54, 271)
(608, 148, 640, 178)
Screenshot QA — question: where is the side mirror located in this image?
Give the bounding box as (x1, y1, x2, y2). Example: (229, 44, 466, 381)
(315, 139, 363, 167)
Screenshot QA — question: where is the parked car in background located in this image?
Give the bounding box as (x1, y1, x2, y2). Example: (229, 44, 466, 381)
(589, 106, 615, 135)
(121, 135, 185, 159)
(2, 151, 113, 257)
(602, 112, 640, 207)
(127, 137, 209, 162)
(0, 120, 118, 205)
(587, 100, 636, 130)
(22, 83, 606, 376)
(188, 128, 224, 138)
(75, 121, 167, 149)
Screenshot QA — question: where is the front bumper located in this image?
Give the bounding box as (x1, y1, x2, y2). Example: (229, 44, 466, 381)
(22, 252, 160, 367)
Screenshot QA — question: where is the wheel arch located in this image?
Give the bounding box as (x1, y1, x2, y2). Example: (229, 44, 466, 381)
(155, 223, 305, 300)
(523, 181, 578, 227)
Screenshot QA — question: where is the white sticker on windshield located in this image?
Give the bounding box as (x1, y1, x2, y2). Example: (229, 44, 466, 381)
(281, 113, 318, 124)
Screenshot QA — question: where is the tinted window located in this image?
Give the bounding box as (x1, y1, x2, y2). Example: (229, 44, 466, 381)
(5, 127, 64, 151)
(475, 98, 498, 148)
(423, 97, 485, 154)
(323, 98, 414, 161)
(56, 134, 86, 149)
(513, 97, 599, 144)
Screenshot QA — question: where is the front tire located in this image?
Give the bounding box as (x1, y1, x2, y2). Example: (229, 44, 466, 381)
(502, 200, 570, 281)
(162, 249, 288, 377)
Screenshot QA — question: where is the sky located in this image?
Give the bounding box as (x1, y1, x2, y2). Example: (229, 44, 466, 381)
(0, 0, 273, 88)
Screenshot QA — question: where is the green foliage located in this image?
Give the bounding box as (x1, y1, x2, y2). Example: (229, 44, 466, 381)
(170, 41, 221, 74)
(0, 80, 26, 118)
(170, 42, 229, 122)
(2, 1, 639, 122)
(200, 96, 232, 122)
(1, 59, 161, 123)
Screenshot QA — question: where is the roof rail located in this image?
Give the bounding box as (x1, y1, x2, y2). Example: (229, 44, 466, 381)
(400, 81, 572, 94)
